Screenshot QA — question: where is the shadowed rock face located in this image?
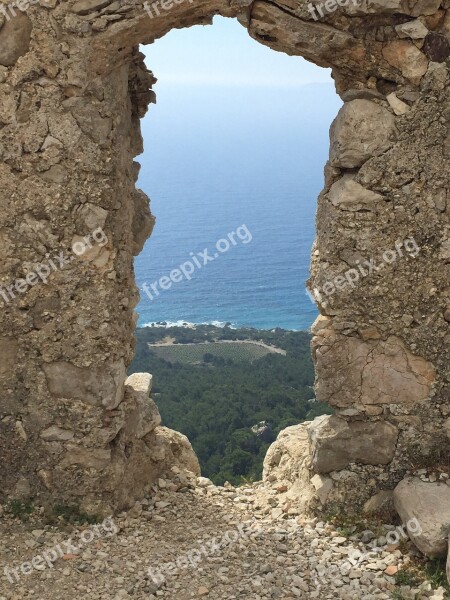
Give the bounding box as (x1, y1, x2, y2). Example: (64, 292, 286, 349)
(0, 0, 449, 512)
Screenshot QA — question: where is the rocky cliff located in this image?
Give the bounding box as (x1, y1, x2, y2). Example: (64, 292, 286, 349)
(0, 0, 449, 521)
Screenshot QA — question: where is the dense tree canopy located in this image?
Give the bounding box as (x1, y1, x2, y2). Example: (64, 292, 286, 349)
(130, 325, 332, 485)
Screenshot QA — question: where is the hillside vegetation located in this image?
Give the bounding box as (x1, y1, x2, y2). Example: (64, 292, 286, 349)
(130, 324, 331, 485)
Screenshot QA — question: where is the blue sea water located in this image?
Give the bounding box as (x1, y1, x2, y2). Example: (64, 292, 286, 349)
(135, 82, 342, 331)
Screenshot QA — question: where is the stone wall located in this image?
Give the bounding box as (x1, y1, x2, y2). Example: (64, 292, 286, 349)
(0, 0, 448, 512)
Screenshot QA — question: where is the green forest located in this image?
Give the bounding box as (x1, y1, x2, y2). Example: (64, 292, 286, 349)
(129, 324, 332, 485)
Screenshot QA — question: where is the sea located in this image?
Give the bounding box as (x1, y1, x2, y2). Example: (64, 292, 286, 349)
(135, 82, 342, 331)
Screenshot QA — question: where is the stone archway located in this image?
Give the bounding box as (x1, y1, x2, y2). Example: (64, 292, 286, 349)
(0, 0, 449, 514)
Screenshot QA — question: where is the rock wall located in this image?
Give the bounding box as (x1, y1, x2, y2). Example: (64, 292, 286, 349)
(0, 0, 449, 512)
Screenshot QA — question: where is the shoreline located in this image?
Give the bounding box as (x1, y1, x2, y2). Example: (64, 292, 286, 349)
(138, 321, 309, 333)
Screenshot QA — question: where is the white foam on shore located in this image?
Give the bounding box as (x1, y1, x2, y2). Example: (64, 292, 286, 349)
(141, 320, 238, 329)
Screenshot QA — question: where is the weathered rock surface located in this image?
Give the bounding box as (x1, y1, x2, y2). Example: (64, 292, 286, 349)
(43, 360, 126, 410)
(394, 478, 450, 557)
(329, 100, 396, 168)
(382, 40, 429, 84)
(123, 373, 161, 439)
(0, 12, 32, 67)
(313, 322, 436, 409)
(151, 427, 201, 479)
(364, 490, 396, 518)
(0, 0, 448, 516)
(308, 415, 398, 473)
(327, 175, 384, 211)
(0, 476, 442, 600)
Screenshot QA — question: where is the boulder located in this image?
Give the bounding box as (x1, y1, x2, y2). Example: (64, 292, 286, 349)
(123, 372, 161, 439)
(310, 474, 333, 505)
(396, 19, 429, 40)
(382, 41, 429, 85)
(151, 426, 201, 478)
(387, 92, 410, 116)
(0, 12, 32, 67)
(263, 423, 312, 482)
(394, 478, 450, 556)
(327, 175, 384, 211)
(132, 190, 155, 256)
(263, 423, 318, 511)
(329, 100, 396, 168)
(308, 415, 398, 473)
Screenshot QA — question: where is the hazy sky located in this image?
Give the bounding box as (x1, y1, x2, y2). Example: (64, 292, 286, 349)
(142, 15, 332, 87)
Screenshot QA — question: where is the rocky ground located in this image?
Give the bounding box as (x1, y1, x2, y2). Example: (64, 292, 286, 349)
(0, 472, 448, 600)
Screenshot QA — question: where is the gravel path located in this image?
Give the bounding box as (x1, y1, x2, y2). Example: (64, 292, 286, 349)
(0, 477, 446, 600)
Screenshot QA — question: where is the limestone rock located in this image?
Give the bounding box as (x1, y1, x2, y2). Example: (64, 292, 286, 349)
(363, 490, 395, 518)
(263, 423, 317, 512)
(41, 135, 63, 151)
(408, 0, 442, 17)
(396, 19, 429, 40)
(0, 0, 449, 517)
(151, 426, 201, 478)
(62, 97, 112, 146)
(327, 175, 384, 211)
(308, 415, 398, 473)
(394, 478, 450, 556)
(40, 426, 75, 442)
(0, 12, 32, 67)
(39, 165, 68, 184)
(71, 0, 112, 15)
(74, 203, 108, 231)
(310, 474, 333, 505)
(60, 445, 112, 470)
(382, 41, 429, 84)
(263, 423, 312, 483)
(346, 0, 438, 15)
(132, 190, 155, 256)
(123, 373, 161, 439)
(329, 100, 397, 168)
(313, 328, 436, 409)
(343, 0, 403, 15)
(387, 92, 411, 115)
(43, 360, 126, 410)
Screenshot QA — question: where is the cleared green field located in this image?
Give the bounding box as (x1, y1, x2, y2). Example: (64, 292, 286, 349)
(149, 341, 281, 364)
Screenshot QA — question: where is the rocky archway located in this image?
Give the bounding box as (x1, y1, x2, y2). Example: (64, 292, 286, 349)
(0, 0, 449, 514)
